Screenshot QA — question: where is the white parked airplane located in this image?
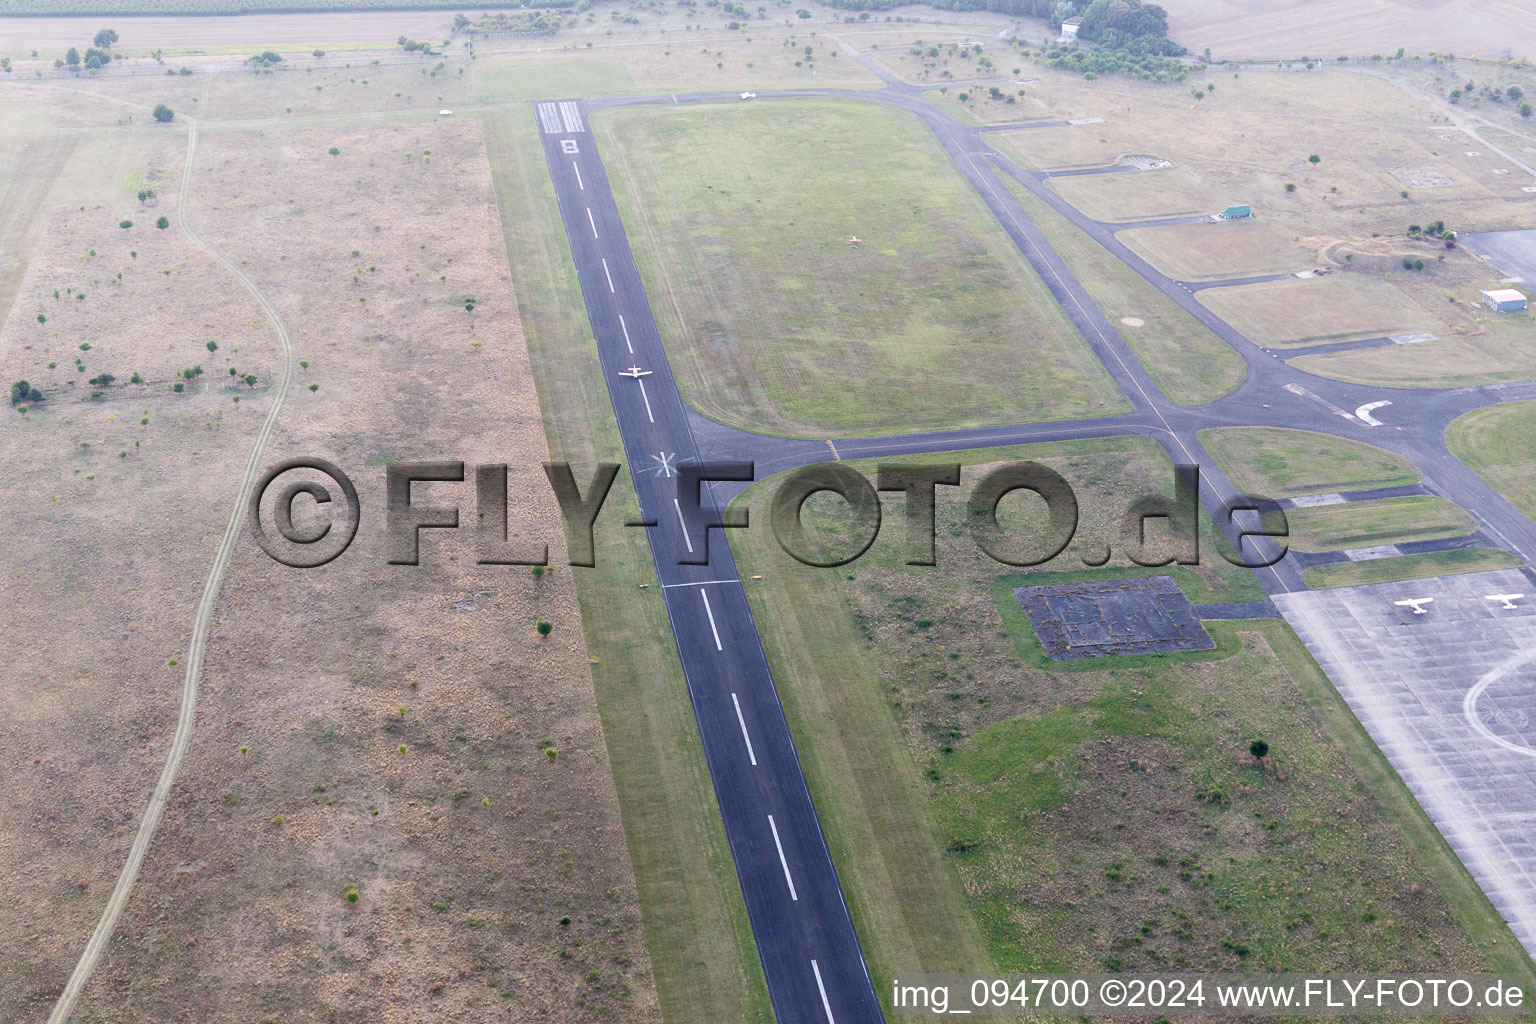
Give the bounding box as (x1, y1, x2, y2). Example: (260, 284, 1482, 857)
(1395, 597, 1434, 615)
(618, 366, 653, 378)
(1485, 593, 1526, 610)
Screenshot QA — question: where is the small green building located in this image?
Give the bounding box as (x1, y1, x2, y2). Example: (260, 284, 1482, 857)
(1219, 204, 1252, 219)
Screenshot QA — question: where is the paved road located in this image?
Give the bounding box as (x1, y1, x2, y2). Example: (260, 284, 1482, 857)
(533, 101, 882, 1024)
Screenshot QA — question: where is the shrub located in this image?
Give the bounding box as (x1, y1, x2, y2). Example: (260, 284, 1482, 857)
(536, 620, 553, 636)
(156, 216, 169, 229)
(152, 103, 174, 122)
(206, 339, 218, 352)
(328, 146, 340, 156)
(1284, 182, 1297, 192)
(1249, 738, 1269, 760)
(172, 382, 184, 393)
(119, 220, 133, 229)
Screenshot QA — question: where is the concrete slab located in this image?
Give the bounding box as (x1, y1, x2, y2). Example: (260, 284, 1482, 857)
(1274, 570, 1536, 958)
(1015, 575, 1214, 660)
(1344, 545, 1401, 561)
(1291, 493, 1347, 508)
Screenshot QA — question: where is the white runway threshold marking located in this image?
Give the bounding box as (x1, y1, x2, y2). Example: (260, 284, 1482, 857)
(700, 588, 724, 651)
(558, 100, 586, 133)
(731, 693, 757, 765)
(674, 497, 695, 553)
(768, 815, 798, 900)
(586, 206, 599, 238)
(536, 101, 561, 133)
(811, 959, 836, 1023)
(572, 162, 583, 190)
(619, 314, 633, 353)
(601, 257, 614, 293)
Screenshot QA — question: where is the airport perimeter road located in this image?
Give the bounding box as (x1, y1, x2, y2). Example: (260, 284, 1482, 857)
(533, 100, 883, 1024)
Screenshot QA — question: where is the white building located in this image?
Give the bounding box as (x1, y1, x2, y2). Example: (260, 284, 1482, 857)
(1482, 288, 1528, 313)
(1059, 17, 1081, 42)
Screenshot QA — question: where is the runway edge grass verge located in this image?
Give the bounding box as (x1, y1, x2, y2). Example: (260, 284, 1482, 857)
(481, 105, 772, 1024)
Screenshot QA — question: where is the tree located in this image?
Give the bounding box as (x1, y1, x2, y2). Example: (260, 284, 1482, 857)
(93, 28, 118, 49)
(119, 219, 132, 229)
(153, 104, 174, 122)
(536, 620, 553, 636)
(137, 188, 155, 204)
(328, 146, 340, 156)
(243, 373, 257, 387)
(1249, 738, 1269, 762)
(10, 380, 37, 405)
(65, 47, 80, 68)
(156, 216, 169, 229)
(313, 49, 325, 58)
(1522, 103, 1533, 118)
(85, 55, 101, 70)
(1510, 85, 1524, 103)
(1307, 153, 1321, 163)
(796, 7, 810, 16)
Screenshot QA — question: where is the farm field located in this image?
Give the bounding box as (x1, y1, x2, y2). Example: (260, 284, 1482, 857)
(730, 437, 1532, 990)
(1158, 0, 1536, 63)
(596, 99, 1128, 437)
(1197, 427, 1421, 499)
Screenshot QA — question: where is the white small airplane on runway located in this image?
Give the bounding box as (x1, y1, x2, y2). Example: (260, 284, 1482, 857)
(1394, 597, 1434, 615)
(1486, 593, 1526, 610)
(618, 366, 653, 378)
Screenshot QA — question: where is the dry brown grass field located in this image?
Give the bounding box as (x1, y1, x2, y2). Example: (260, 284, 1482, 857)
(0, 83, 657, 1023)
(1158, 0, 1536, 63)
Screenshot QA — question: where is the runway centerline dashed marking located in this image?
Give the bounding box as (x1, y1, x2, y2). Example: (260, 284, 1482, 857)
(731, 693, 757, 765)
(586, 207, 599, 238)
(601, 258, 615, 293)
(637, 379, 654, 422)
(811, 960, 836, 1023)
(701, 589, 724, 651)
(618, 314, 633, 353)
(572, 162, 584, 190)
(673, 498, 694, 553)
(768, 815, 798, 900)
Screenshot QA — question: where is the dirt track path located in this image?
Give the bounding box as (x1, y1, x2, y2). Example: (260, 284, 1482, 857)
(45, 114, 297, 1024)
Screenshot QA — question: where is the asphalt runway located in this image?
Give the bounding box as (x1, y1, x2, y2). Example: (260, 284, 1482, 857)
(534, 101, 883, 1024)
